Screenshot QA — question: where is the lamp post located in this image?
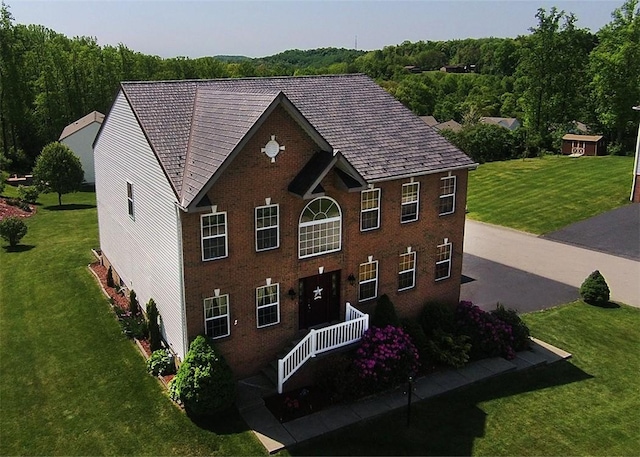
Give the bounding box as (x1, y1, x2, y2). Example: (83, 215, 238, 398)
(631, 105, 640, 202)
(406, 370, 415, 426)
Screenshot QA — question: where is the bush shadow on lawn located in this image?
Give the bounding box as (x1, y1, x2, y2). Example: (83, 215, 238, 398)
(2, 244, 35, 253)
(585, 300, 621, 309)
(290, 360, 593, 456)
(186, 405, 252, 435)
(44, 203, 96, 211)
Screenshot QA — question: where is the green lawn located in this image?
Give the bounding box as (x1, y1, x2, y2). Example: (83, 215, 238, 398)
(291, 302, 640, 456)
(466, 155, 634, 234)
(0, 189, 265, 456)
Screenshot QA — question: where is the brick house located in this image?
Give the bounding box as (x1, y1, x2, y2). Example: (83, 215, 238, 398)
(94, 74, 476, 383)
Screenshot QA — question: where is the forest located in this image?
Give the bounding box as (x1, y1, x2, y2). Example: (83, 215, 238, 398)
(0, 0, 638, 172)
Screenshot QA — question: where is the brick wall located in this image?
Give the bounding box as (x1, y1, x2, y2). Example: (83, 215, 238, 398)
(181, 104, 469, 378)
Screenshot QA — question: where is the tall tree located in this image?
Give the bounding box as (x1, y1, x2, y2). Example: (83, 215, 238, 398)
(589, 0, 640, 150)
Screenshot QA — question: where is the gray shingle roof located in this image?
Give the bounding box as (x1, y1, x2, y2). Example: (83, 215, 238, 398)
(120, 74, 475, 208)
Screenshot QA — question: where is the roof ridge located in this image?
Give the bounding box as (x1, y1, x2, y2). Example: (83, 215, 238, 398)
(121, 73, 366, 85)
(180, 85, 201, 204)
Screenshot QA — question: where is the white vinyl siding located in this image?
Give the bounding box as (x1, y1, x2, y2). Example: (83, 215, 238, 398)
(94, 91, 186, 359)
(60, 121, 101, 184)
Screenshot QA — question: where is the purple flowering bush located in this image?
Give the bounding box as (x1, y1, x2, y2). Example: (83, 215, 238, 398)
(456, 301, 516, 360)
(353, 325, 420, 392)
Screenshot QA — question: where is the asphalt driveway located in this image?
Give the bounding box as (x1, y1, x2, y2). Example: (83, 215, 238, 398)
(542, 203, 639, 261)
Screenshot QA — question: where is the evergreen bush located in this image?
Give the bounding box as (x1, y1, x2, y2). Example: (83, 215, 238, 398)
(129, 289, 139, 315)
(401, 318, 429, 370)
(147, 299, 162, 351)
(0, 216, 28, 247)
(169, 335, 236, 417)
(580, 270, 610, 306)
(419, 301, 456, 337)
(371, 294, 399, 328)
(425, 329, 471, 368)
(147, 349, 175, 376)
(16, 185, 39, 203)
(106, 265, 115, 288)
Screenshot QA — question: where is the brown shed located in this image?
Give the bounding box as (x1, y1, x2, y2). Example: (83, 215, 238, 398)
(561, 134, 606, 156)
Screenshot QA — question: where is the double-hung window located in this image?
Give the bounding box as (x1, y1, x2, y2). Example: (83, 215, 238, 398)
(401, 182, 420, 223)
(359, 256, 378, 302)
(299, 197, 342, 258)
(201, 211, 228, 261)
(398, 249, 416, 291)
(255, 204, 279, 251)
(439, 175, 456, 215)
(204, 293, 230, 339)
(435, 239, 452, 281)
(126, 182, 134, 219)
(360, 188, 380, 231)
(256, 282, 280, 328)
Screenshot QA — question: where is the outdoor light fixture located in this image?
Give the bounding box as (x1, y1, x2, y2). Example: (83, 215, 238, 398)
(288, 288, 297, 300)
(347, 273, 356, 286)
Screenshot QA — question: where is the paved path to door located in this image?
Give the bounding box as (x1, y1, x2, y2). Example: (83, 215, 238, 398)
(461, 220, 640, 311)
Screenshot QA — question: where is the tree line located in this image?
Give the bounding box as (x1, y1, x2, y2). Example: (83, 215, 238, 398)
(0, 0, 638, 172)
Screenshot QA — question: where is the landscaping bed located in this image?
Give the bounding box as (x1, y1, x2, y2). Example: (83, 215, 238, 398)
(0, 196, 36, 221)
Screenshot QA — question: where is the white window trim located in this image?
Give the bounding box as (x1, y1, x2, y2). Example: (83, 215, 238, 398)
(126, 181, 134, 220)
(439, 175, 457, 216)
(398, 250, 417, 291)
(358, 257, 379, 302)
(435, 239, 452, 281)
(360, 188, 381, 231)
(256, 282, 280, 328)
(401, 181, 420, 223)
(298, 197, 342, 259)
(255, 203, 280, 252)
(204, 294, 230, 339)
(201, 211, 228, 261)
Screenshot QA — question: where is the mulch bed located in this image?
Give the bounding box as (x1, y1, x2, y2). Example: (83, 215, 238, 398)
(0, 197, 37, 221)
(264, 385, 333, 423)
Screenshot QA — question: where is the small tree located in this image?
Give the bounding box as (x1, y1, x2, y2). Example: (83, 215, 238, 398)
(129, 290, 139, 315)
(32, 142, 83, 206)
(0, 217, 28, 247)
(371, 294, 399, 327)
(147, 298, 162, 351)
(169, 335, 236, 417)
(580, 270, 610, 306)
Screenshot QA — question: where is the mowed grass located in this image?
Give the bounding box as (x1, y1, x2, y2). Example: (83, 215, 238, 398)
(0, 189, 264, 456)
(291, 302, 640, 456)
(466, 155, 634, 234)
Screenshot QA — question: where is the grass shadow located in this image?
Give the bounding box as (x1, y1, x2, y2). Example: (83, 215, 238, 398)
(290, 360, 593, 456)
(3, 244, 35, 253)
(586, 301, 621, 309)
(44, 203, 96, 211)
(187, 406, 252, 435)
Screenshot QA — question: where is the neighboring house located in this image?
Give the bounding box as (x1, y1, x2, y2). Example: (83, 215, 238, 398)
(420, 115, 439, 127)
(561, 134, 606, 156)
(479, 117, 521, 131)
(59, 111, 105, 184)
(433, 119, 463, 133)
(632, 106, 640, 202)
(94, 74, 476, 383)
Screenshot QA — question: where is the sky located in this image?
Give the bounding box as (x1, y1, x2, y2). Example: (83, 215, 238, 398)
(7, 0, 622, 58)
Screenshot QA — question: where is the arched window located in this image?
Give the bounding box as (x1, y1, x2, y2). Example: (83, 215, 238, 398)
(299, 197, 342, 258)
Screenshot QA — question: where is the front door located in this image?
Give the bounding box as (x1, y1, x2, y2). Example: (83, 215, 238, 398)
(299, 270, 340, 329)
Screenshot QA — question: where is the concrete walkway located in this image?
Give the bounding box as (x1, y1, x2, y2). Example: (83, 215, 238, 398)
(237, 339, 571, 454)
(462, 220, 640, 309)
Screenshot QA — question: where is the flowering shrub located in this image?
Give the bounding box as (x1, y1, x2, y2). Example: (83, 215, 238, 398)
(353, 325, 420, 392)
(456, 301, 515, 360)
(491, 303, 530, 351)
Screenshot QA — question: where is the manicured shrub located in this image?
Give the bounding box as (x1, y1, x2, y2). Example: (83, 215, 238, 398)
(17, 185, 39, 203)
(147, 349, 175, 376)
(315, 354, 361, 403)
(371, 294, 399, 328)
(106, 265, 115, 288)
(169, 335, 236, 417)
(456, 301, 515, 360)
(0, 216, 28, 247)
(401, 318, 430, 370)
(425, 329, 471, 368)
(419, 301, 456, 337)
(579, 270, 610, 306)
(129, 289, 139, 315)
(353, 325, 420, 393)
(147, 298, 162, 351)
(491, 303, 530, 351)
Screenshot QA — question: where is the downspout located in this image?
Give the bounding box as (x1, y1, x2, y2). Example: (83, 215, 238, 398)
(631, 106, 640, 202)
(175, 201, 189, 360)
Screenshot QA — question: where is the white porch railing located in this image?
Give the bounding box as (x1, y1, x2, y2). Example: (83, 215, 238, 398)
(277, 302, 369, 394)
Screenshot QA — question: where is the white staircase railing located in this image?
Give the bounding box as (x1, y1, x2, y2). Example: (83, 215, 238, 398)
(277, 302, 369, 393)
